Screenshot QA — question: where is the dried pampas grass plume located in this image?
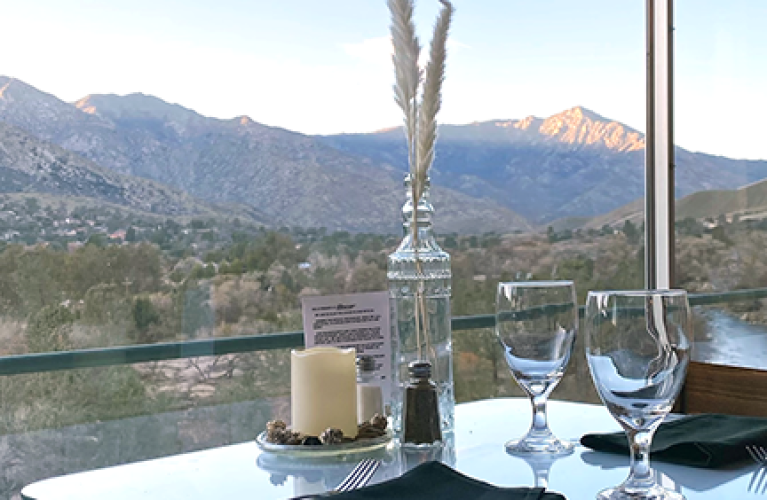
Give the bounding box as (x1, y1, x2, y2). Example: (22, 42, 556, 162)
(416, 0, 452, 205)
(389, 0, 453, 206)
(388, 0, 421, 180)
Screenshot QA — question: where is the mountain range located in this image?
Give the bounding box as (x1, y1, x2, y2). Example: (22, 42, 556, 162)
(1, 75, 766, 233)
(322, 108, 767, 224)
(0, 76, 529, 233)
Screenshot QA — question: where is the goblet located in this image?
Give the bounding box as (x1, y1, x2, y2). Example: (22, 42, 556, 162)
(585, 290, 691, 500)
(495, 281, 577, 455)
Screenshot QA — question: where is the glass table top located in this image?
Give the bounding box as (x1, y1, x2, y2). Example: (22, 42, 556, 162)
(21, 398, 761, 500)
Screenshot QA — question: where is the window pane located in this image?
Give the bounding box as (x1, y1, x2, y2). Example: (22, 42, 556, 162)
(0, 353, 291, 497)
(0, 1, 645, 495)
(676, 0, 767, 370)
(438, 1, 646, 406)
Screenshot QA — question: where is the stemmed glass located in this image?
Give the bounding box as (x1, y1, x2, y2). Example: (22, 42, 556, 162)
(495, 281, 578, 455)
(585, 290, 691, 500)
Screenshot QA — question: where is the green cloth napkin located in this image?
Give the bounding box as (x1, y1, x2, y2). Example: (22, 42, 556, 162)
(581, 413, 767, 468)
(333, 461, 565, 500)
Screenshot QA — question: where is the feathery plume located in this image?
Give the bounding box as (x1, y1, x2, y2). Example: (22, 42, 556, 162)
(415, 0, 452, 204)
(388, 0, 421, 177)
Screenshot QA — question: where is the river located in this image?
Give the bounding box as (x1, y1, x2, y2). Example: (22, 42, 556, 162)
(694, 309, 767, 370)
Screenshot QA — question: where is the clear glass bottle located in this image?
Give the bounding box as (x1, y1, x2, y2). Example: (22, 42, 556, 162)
(387, 174, 454, 436)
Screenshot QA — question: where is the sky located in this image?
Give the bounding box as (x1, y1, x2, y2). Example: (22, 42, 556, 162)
(0, 0, 765, 160)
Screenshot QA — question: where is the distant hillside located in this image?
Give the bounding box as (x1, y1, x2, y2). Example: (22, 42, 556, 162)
(546, 216, 595, 233)
(556, 177, 767, 231)
(0, 120, 258, 220)
(323, 107, 767, 223)
(676, 178, 767, 221)
(583, 199, 644, 229)
(545, 199, 643, 232)
(0, 76, 531, 234)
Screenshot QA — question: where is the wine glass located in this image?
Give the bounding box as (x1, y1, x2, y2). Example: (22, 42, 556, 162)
(495, 281, 577, 455)
(585, 290, 691, 500)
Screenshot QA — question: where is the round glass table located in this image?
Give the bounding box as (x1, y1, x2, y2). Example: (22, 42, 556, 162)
(21, 398, 760, 500)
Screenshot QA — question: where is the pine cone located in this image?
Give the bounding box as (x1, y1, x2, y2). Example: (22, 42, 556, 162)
(356, 421, 386, 439)
(265, 420, 289, 443)
(319, 427, 344, 445)
(370, 414, 388, 430)
(284, 431, 303, 445)
(266, 419, 287, 432)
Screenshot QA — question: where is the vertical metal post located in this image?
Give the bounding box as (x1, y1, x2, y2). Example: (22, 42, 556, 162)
(645, 0, 675, 289)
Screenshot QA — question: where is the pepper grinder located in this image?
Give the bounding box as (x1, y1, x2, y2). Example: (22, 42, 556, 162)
(402, 360, 442, 446)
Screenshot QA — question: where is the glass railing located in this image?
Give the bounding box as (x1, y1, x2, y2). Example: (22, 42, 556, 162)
(2, 288, 766, 376)
(3, 287, 767, 498)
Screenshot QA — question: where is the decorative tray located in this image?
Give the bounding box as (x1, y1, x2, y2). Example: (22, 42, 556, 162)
(255, 430, 393, 457)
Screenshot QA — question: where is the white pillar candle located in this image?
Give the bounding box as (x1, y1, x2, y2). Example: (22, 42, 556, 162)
(291, 347, 358, 438)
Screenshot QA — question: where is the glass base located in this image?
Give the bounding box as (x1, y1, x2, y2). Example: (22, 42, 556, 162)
(504, 435, 574, 456)
(597, 484, 685, 500)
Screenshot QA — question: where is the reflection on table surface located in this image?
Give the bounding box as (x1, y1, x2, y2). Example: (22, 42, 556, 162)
(256, 435, 454, 498)
(20, 398, 763, 500)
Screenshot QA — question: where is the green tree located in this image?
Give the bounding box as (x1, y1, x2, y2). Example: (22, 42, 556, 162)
(82, 283, 132, 326)
(86, 233, 108, 248)
(711, 225, 732, 246)
(133, 297, 160, 333)
(547, 226, 557, 243)
(677, 217, 703, 237)
(623, 220, 640, 245)
(442, 235, 458, 249)
(26, 305, 74, 353)
(14, 249, 65, 315)
(556, 256, 595, 303)
(348, 263, 386, 293)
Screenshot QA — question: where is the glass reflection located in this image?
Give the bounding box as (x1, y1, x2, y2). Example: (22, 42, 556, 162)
(255, 447, 398, 497)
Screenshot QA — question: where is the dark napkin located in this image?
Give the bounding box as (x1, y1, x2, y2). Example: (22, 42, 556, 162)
(331, 461, 565, 500)
(581, 413, 767, 468)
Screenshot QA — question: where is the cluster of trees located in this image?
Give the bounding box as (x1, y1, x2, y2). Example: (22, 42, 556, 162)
(5, 209, 767, 438)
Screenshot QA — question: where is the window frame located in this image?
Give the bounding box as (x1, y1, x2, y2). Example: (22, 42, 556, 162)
(645, 0, 675, 290)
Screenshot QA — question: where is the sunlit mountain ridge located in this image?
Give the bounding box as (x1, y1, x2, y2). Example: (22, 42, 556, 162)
(323, 107, 767, 223)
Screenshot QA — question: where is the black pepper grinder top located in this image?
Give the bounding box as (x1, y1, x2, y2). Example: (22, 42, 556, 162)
(402, 360, 442, 446)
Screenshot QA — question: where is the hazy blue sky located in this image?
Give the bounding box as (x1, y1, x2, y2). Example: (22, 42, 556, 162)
(1, 0, 765, 159)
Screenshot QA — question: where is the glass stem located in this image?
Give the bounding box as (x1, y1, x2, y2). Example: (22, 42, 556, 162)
(625, 429, 656, 491)
(533, 467, 550, 489)
(530, 393, 550, 436)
